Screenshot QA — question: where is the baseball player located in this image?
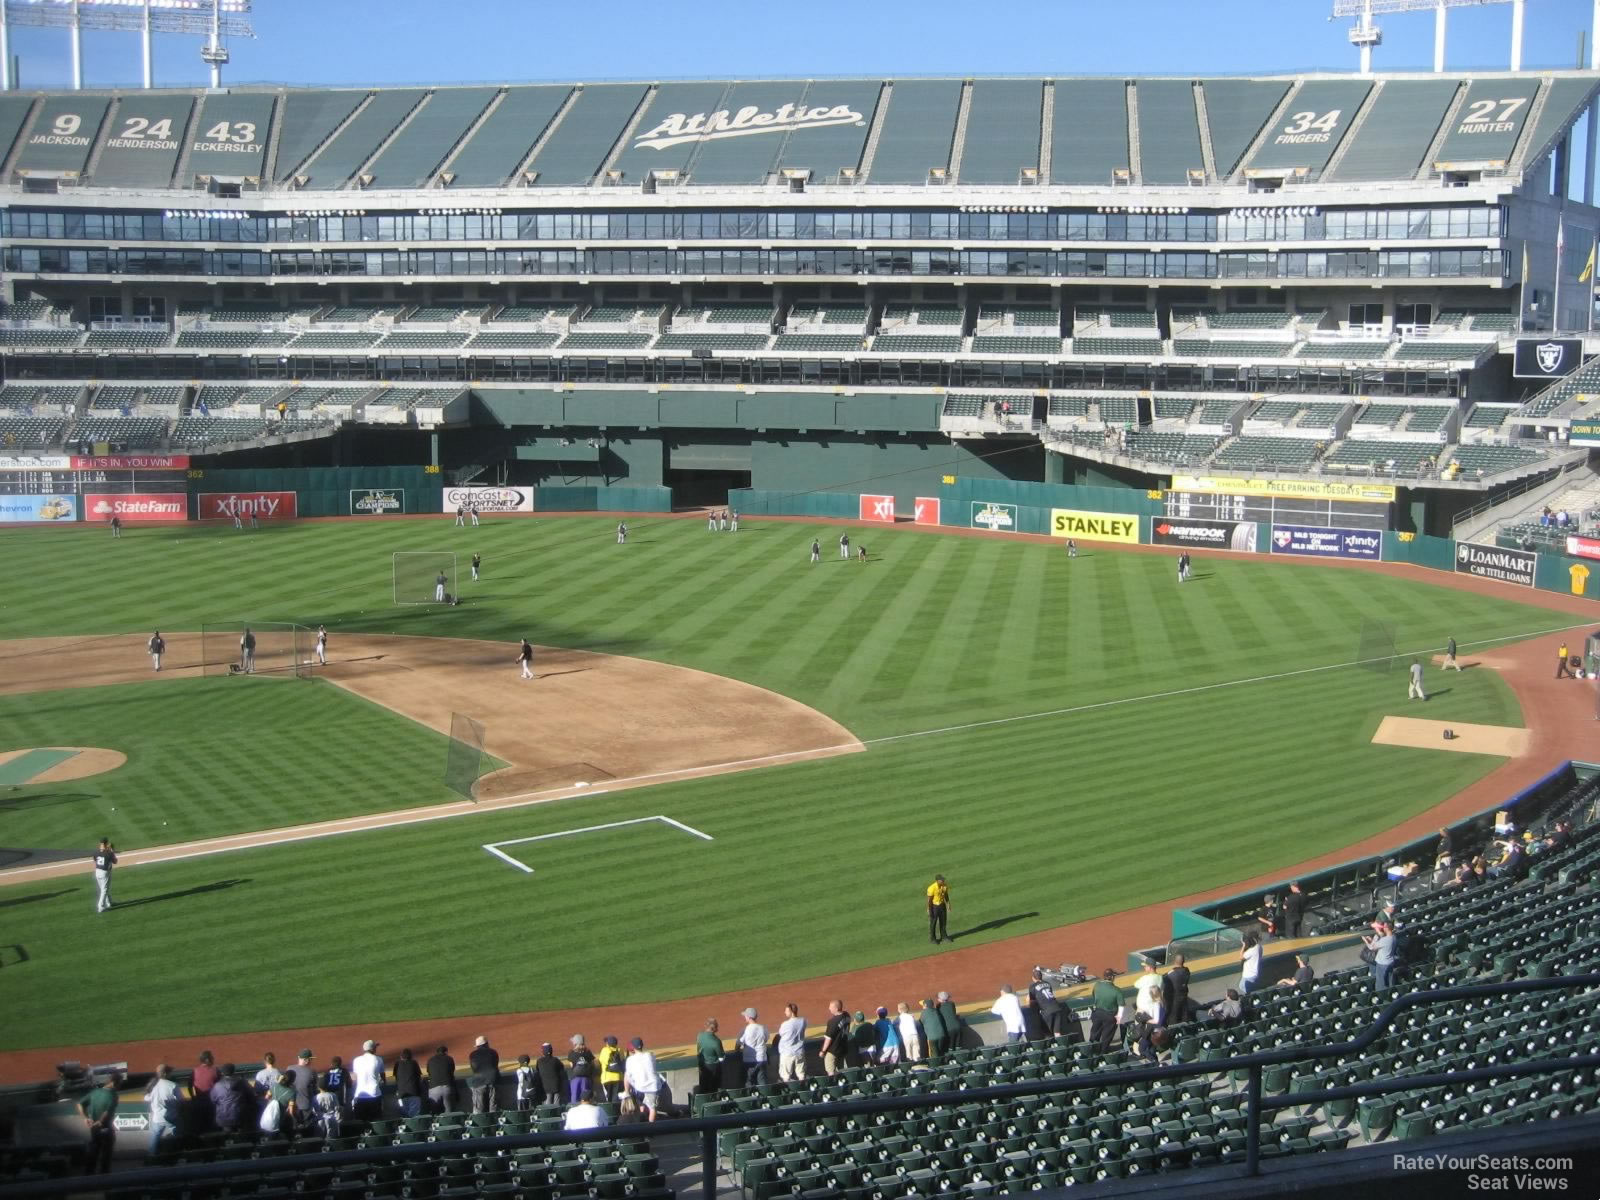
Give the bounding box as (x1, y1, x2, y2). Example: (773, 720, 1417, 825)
(147, 630, 165, 672)
(518, 638, 534, 680)
(240, 628, 256, 674)
(471, 553, 481, 582)
(109, 514, 121, 539)
(1443, 636, 1462, 671)
(858, 544, 868, 564)
(232, 509, 243, 531)
(810, 539, 820, 564)
(707, 511, 717, 533)
(1066, 538, 1077, 559)
(1408, 659, 1426, 701)
(435, 572, 448, 603)
(718, 510, 728, 531)
(92, 838, 117, 913)
(730, 509, 740, 533)
(454, 503, 466, 528)
(469, 504, 480, 527)
(315, 625, 328, 666)
(249, 508, 259, 530)
(840, 532, 850, 559)
(617, 522, 628, 544)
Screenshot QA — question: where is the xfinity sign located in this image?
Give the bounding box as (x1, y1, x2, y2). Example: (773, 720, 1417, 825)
(635, 103, 864, 151)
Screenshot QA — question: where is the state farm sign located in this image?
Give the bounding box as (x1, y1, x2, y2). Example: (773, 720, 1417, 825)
(86, 493, 187, 522)
(198, 491, 297, 522)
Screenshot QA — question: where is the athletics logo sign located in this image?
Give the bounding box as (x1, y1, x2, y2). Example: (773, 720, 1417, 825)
(634, 102, 865, 151)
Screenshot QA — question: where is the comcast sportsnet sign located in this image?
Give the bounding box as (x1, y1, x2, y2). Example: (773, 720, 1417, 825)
(442, 485, 533, 514)
(86, 493, 187, 522)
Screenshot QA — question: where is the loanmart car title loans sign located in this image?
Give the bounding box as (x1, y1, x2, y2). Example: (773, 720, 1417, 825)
(1455, 540, 1535, 587)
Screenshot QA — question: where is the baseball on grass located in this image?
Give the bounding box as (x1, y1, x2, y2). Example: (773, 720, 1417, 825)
(574, 781, 589, 788)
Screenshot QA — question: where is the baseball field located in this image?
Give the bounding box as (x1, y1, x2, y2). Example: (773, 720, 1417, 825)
(0, 513, 1579, 1053)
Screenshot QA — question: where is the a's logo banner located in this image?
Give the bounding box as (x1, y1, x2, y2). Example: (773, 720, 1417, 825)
(1050, 508, 1140, 544)
(1269, 524, 1382, 560)
(1454, 540, 1536, 587)
(198, 491, 297, 521)
(1151, 518, 1258, 552)
(443, 486, 533, 514)
(971, 501, 1018, 532)
(352, 488, 405, 515)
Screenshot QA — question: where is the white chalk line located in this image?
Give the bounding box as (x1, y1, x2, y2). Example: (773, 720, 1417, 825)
(0, 620, 1584, 882)
(482, 814, 714, 875)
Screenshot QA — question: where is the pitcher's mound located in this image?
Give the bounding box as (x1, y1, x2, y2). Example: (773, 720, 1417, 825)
(0, 747, 127, 784)
(1371, 717, 1529, 757)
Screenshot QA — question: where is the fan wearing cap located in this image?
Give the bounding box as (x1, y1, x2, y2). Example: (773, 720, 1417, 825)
(290, 1050, 319, 1129)
(351, 1038, 385, 1121)
(622, 1037, 663, 1122)
(597, 1036, 625, 1103)
(737, 1008, 769, 1087)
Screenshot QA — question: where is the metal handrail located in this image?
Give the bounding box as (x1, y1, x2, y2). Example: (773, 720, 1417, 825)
(6, 974, 1596, 1200)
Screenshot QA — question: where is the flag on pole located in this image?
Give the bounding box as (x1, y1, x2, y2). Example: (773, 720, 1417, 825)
(1580, 237, 1595, 284)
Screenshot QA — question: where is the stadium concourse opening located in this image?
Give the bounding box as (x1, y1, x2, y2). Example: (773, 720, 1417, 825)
(664, 465, 751, 508)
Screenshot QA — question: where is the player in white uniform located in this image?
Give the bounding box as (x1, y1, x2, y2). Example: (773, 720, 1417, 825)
(707, 511, 716, 532)
(315, 626, 328, 666)
(840, 533, 850, 559)
(471, 553, 481, 581)
(617, 522, 628, 544)
(454, 504, 466, 527)
(469, 504, 480, 527)
(518, 639, 534, 680)
(730, 510, 739, 532)
(148, 630, 165, 672)
(93, 839, 117, 912)
(811, 539, 820, 564)
(239, 628, 256, 674)
(435, 572, 448, 603)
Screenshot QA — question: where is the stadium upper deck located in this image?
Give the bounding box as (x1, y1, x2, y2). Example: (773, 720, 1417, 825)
(0, 71, 1592, 194)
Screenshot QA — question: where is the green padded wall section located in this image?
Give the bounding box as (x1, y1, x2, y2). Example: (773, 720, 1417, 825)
(273, 90, 366, 181)
(1202, 79, 1290, 177)
(529, 84, 648, 186)
(15, 95, 110, 174)
(446, 86, 571, 188)
(1522, 77, 1600, 168)
(869, 79, 961, 184)
(959, 80, 1043, 184)
(0, 96, 34, 167)
(683, 81, 816, 185)
(365, 87, 497, 188)
(1050, 79, 1129, 184)
(772, 80, 882, 182)
(186, 92, 274, 180)
(1243, 79, 1371, 175)
(92, 95, 193, 188)
(612, 81, 733, 181)
(1329, 79, 1457, 182)
(302, 89, 425, 189)
(1136, 79, 1204, 185)
(1434, 77, 1542, 167)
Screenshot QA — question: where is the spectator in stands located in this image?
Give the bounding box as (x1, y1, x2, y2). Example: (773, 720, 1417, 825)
(1364, 920, 1398, 990)
(425, 1045, 455, 1112)
(918, 999, 946, 1059)
(266, 1069, 297, 1138)
(738, 1008, 770, 1086)
(1488, 837, 1525, 880)
(1435, 827, 1455, 877)
(1281, 883, 1306, 939)
(210, 1064, 249, 1134)
(312, 1079, 342, 1139)
(254, 1051, 282, 1098)
(568, 1035, 596, 1104)
(597, 1036, 624, 1103)
(1028, 968, 1064, 1039)
(144, 1063, 183, 1155)
(778, 1003, 808, 1080)
(393, 1048, 424, 1118)
(1088, 969, 1123, 1051)
(468, 1035, 499, 1113)
(1257, 894, 1280, 939)
(991, 985, 1027, 1044)
(1132, 959, 1161, 1005)
(351, 1039, 385, 1121)
(1206, 990, 1244, 1025)
(851, 1010, 877, 1065)
(695, 1019, 724, 1095)
(1165, 954, 1191, 1023)
(1136, 982, 1165, 1026)
(323, 1055, 348, 1112)
(1276, 954, 1315, 987)
(79, 1074, 119, 1174)
(514, 1055, 536, 1111)
(1539, 820, 1573, 856)
(873, 1006, 903, 1063)
(188, 1049, 218, 1130)
(563, 1092, 609, 1133)
(936, 992, 963, 1052)
(290, 1051, 319, 1130)
(622, 1038, 663, 1123)
(896, 1002, 923, 1062)
(534, 1043, 567, 1106)
(1240, 933, 1263, 994)
(1443, 859, 1474, 890)
(820, 1003, 851, 1074)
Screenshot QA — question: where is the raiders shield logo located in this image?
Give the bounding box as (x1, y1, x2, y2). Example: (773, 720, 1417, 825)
(1537, 342, 1566, 373)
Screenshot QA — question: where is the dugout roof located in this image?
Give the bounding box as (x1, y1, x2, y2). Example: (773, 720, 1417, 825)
(0, 71, 1594, 193)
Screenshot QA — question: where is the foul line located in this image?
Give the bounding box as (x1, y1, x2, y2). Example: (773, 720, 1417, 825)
(0, 621, 1586, 883)
(483, 814, 714, 874)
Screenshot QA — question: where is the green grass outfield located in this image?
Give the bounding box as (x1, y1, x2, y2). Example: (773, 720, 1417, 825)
(0, 515, 1578, 1049)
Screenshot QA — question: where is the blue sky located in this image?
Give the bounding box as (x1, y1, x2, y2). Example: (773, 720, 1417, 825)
(6, 0, 1600, 89)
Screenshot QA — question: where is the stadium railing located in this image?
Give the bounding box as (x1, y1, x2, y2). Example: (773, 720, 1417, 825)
(10, 975, 1597, 1200)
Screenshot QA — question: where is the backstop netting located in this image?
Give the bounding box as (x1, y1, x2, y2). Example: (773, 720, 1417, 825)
(201, 622, 313, 678)
(444, 712, 487, 800)
(394, 551, 458, 606)
(1358, 618, 1398, 673)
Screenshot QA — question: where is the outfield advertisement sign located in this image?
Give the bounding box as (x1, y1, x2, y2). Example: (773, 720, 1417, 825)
(71, 454, 189, 470)
(198, 491, 297, 522)
(0, 454, 73, 470)
(442, 485, 533, 514)
(1150, 518, 1257, 552)
(971, 501, 1018, 532)
(0, 494, 77, 522)
(1169, 474, 1397, 503)
(1270, 524, 1382, 560)
(352, 488, 405, 515)
(859, 493, 896, 522)
(85, 492, 187, 522)
(1455, 540, 1536, 587)
(1566, 534, 1600, 562)
(1570, 420, 1600, 447)
(913, 497, 940, 526)
(1050, 508, 1140, 544)
(1513, 337, 1584, 380)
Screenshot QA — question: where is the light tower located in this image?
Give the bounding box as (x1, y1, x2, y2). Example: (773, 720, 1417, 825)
(0, 0, 255, 91)
(1332, 0, 1527, 74)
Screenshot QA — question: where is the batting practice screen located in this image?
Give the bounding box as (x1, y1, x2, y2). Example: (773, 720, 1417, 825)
(200, 621, 313, 678)
(444, 712, 487, 800)
(393, 551, 458, 606)
(1358, 617, 1398, 673)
